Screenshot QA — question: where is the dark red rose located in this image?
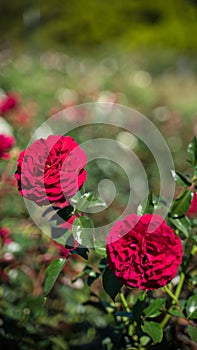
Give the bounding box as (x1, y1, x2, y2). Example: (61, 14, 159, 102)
(0, 134, 15, 160)
(0, 227, 12, 245)
(0, 93, 18, 115)
(186, 187, 197, 218)
(106, 214, 182, 290)
(15, 135, 87, 206)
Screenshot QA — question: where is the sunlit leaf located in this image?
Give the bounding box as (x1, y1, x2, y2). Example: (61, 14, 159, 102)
(170, 190, 192, 218)
(168, 307, 184, 317)
(141, 321, 163, 343)
(137, 193, 154, 215)
(44, 258, 66, 295)
(169, 216, 191, 237)
(144, 299, 165, 318)
(186, 294, 197, 319)
(73, 216, 94, 248)
(187, 137, 197, 167)
(171, 170, 191, 186)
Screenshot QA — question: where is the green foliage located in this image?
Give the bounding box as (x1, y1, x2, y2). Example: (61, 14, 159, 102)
(73, 216, 94, 248)
(141, 321, 163, 343)
(2, 0, 197, 52)
(188, 325, 197, 343)
(71, 191, 107, 213)
(144, 298, 165, 318)
(102, 267, 123, 301)
(169, 216, 191, 238)
(171, 170, 191, 187)
(186, 294, 197, 319)
(44, 258, 66, 295)
(187, 137, 197, 167)
(2, 49, 197, 349)
(170, 189, 192, 218)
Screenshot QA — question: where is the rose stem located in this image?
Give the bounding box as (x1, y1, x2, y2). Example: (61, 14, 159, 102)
(119, 291, 131, 313)
(160, 272, 185, 329)
(163, 286, 178, 303)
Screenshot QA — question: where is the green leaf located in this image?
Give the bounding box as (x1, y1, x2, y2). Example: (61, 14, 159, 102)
(171, 170, 191, 186)
(144, 299, 165, 318)
(44, 258, 66, 295)
(72, 192, 107, 212)
(168, 307, 184, 317)
(170, 190, 192, 218)
(102, 267, 123, 301)
(186, 294, 197, 319)
(53, 205, 73, 223)
(133, 299, 146, 324)
(137, 193, 154, 215)
(140, 336, 151, 346)
(187, 137, 197, 167)
(23, 296, 45, 319)
(95, 240, 107, 256)
(98, 258, 107, 272)
(169, 216, 191, 237)
(141, 321, 163, 343)
(72, 246, 89, 260)
(138, 291, 147, 301)
(72, 216, 94, 248)
(188, 325, 197, 342)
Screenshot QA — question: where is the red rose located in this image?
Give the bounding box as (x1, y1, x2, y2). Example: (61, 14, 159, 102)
(0, 94, 18, 115)
(0, 134, 15, 160)
(0, 227, 12, 245)
(15, 135, 87, 206)
(186, 187, 197, 218)
(106, 214, 182, 290)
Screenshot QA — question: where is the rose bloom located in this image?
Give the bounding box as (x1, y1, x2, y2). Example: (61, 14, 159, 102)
(0, 134, 15, 160)
(15, 135, 87, 206)
(0, 227, 12, 245)
(0, 93, 18, 115)
(106, 214, 182, 290)
(186, 187, 197, 218)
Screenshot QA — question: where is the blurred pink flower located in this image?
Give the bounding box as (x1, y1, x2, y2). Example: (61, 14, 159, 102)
(0, 93, 18, 115)
(0, 134, 15, 160)
(0, 227, 12, 245)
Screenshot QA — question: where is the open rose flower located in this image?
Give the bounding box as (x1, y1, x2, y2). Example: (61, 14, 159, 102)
(0, 134, 15, 160)
(15, 135, 87, 206)
(106, 214, 182, 290)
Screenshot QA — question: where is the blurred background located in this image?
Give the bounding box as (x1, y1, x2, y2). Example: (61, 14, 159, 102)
(1, 1, 197, 349)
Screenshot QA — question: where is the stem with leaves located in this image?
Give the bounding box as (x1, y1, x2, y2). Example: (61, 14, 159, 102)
(160, 272, 185, 329)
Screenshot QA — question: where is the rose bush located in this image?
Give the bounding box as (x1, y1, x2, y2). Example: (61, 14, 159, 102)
(106, 213, 182, 290)
(15, 135, 87, 206)
(0, 134, 15, 160)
